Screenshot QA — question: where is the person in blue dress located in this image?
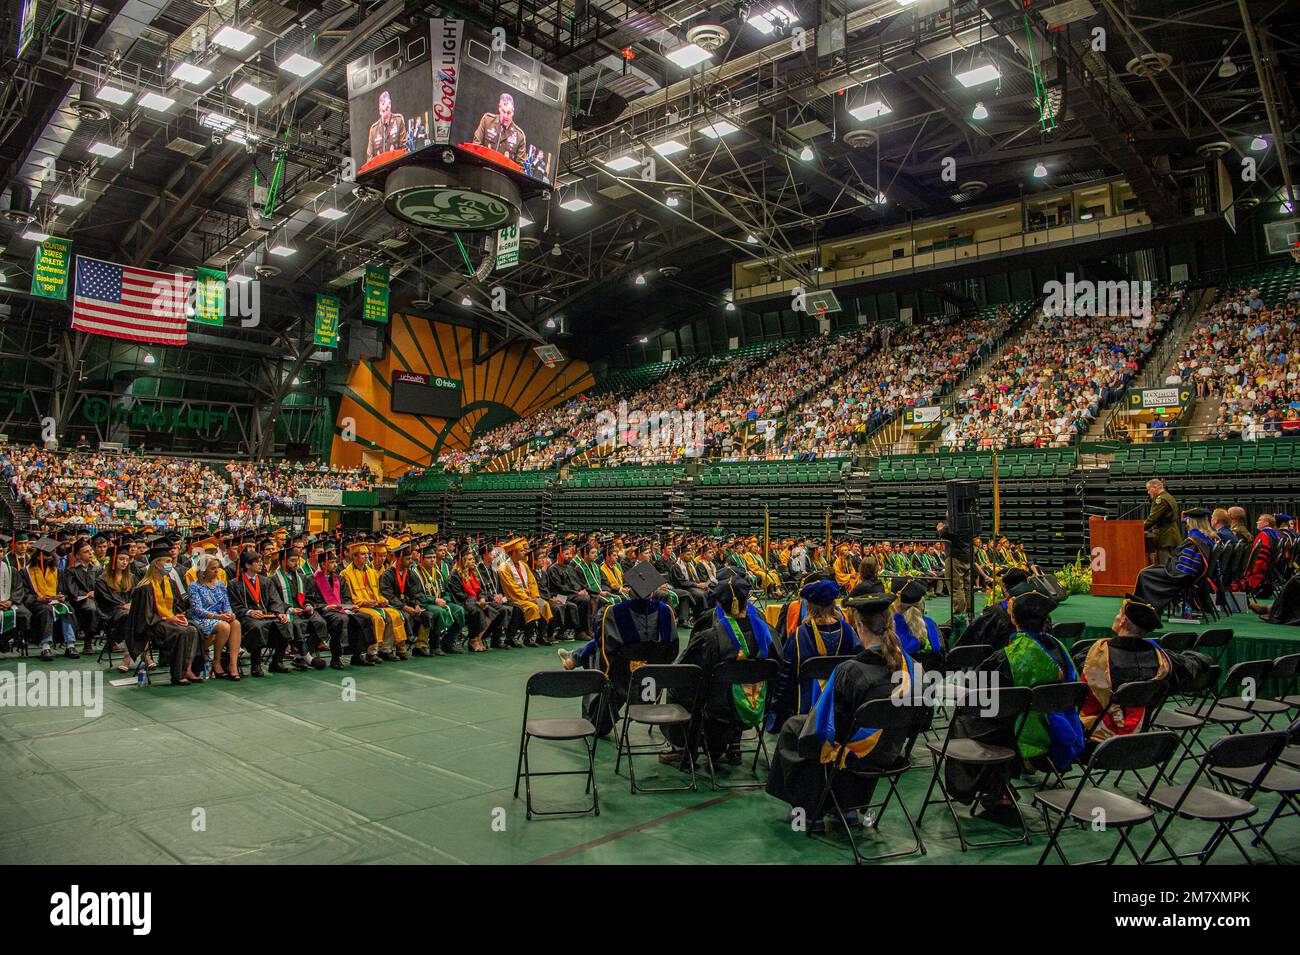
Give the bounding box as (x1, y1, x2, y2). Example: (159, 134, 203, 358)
(187, 554, 244, 680)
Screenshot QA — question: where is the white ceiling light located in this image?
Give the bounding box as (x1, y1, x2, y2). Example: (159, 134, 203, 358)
(747, 5, 798, 36)
(652, 138, 687, 157)
(746, 233, 759, 245)
(96, 82, 133, 105)
(799, 144, 814, 162)
(1032, 161, 1048, 179)
(89, 141, 123, 158)
(638, 335, 649, 343)
(52, 193, 84, 207)
(895, 0, 919, 5)
(519, 214, 532, 227)
(848, 89, 892, 121)
(170, 60, 213, 85)
(138, 91, 176, 112)
(666, 193, 680, 208)
(461, 295, 472, 306)
(971, 101, 989, 120)
(279, 52, 322, 77)
(143, 353, 157, 365)
(635, 273, 647, 286)
(268, 243, 296, 256)
(1218, 55, 1238, 78)
(665, 43, 712, 68)
(212, 25, 255, 51)
(1250, 136, 1268, 152)
(604, 154, 640, 171)
(698, 119, 739, 138)
(22, 227, 51, 242)
(232, 81, 272, 106)
(317, 207, 347, 220)
(560, 193, 592, 211)
(201, 112, 238, 131)
(955, 57, 1001, 88)
(725, 302, 736, 311)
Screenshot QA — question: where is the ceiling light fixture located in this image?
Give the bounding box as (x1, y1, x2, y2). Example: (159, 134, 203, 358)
(604, 153, 640, 171)
(1250, 136, 1268, 152)
(799, 144, 814, 162)
(560, 193, 592, 211)
(698, 119, 739, 138)
(22, 227, 51, 242)
(170, 60, 213, 85)
(232, 81, 272, 106)
(317, 207, 346, 220)
(652, 138, 687, 157)
(212, 25, 255, 51)
(747, 5, 798, 36)
(143, 353, 157, 364)
(746, 233, 759, 245)
(848, 87, 892, 121)
(89, 141, 123, 158)
(268, 243, 295, 256)
(971, 101, 989, 120)
(635, 273, 646, 286)
(52, 193, 84, 207)
(461, 295, 472, 306)
(280, 52, 322, 77)
(665, 42, 712, 68)
(1218, 55, 1238, 78)
(1032, 161, 1048, 179)
(138, 91, 176, 112)
(725, 302, 736, 312)
(955, 55, 1001, 88)
(96, 82, 133, 105)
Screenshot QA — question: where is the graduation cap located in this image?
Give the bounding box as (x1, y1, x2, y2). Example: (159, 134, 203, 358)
(146, 540, 174, 562)
(1277, 513, 1294, 523)
(842, 583, 893, 614)
(390, 540, 414, 558)
(1183, 507, 1212, 519)
(896, 579, 927, 605)
(1007, 590, 1055, 627)
(710, 567, 751, 609)
(626, 561, 667, 600)
(31, 536, 59, 558)
(800, 577, 841, 605)
(1119, 594, 1161, 634)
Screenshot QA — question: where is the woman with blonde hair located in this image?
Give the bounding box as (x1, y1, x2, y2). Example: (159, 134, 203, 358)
(130, 540, 204, 685)
(187, 554, 243, 681)
(890, 579, 943, 655)
(767, 584, 925, 832)
(95, 544, 142, 673)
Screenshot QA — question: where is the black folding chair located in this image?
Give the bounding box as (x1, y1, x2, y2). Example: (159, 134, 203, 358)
(1149, 663, 1219, 782)
(1191, 627, 1233, 665)
(514, 669, 607, 820)
(932, 643, 994, 732)
(1034, 731, 1181, 865)
(799, 654, 858, 686)
(704, 657, 779, 790)
(601, 640, 678, 735)
(1052, 621, 1086, 644)
(1023, 681, 1090, 793)
(811, 698, 933, 863)
(1221, 652, 1299, 729)
(916, 685, 1035, 851)
(1099, 680, 1170, 789)
(1141, 729, 1288, 864)
(1169, 659, 1273, 778)
(1208, 719, 1300, 864)
(1156, 631, 1197, 653)
(615, 663, 704, 793)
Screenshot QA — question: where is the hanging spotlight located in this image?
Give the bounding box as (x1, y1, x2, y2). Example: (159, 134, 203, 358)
(637, 335, 649, 343)
(551, 242, 562, 257)
(799, 144, 814, 162)
(461, 295, 472, 306)
(1218, 55, 1238, 78)
(725, 302, 736, 312)
(971, 101, 989, 121)
(746, 233, 759, 245)
(1032, 162, 1048, 179)
(635, 273, 646, 286)
(1250, 136, 1268, 152)
(143, 353, 157, 365)
(545, 317, 557, 329)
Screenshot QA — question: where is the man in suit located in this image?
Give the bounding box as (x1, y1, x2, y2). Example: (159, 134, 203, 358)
(1211, 508, 1238, 543)
(1144, 478, 1181, 567)
(667, 542, 709, 626)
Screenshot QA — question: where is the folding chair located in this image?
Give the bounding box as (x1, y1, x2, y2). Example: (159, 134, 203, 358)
(932, 643, 994, 732)
(916, 685, 1035, 851)
(703, 657, 780, 790)
(1156, 631, 1196, 653)
(1100, 680, 1170, 789)
(1022, 681, 1090, 793)
(1141, 729, 1288, 864)
(514, 669, 608, 820)
(1149, 663, 1219, 781)
(811, 698, 933, 863)
(614, 663, 703, 793)
(1034, 731, 1180, 865)
(1051, 621, 1086, 643)
(603, 641, 678, 735)
(1191, 627, 1233, 665)
(1169, 659, 1272, 778)
(1221, 652, 1299, 729)
(1208, 719, 1300, 864)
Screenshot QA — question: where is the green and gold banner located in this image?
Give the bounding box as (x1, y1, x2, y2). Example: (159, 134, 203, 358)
(31, 236, 72, 300)
(362, 264, 389, 324)
(314, 293, 340, 349)
(193, 266, 226, 326)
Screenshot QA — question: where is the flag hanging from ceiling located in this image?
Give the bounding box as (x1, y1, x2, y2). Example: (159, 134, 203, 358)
(71, 256, 191, 346)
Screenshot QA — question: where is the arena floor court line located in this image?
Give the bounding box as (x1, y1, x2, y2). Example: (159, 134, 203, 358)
(1, 594, 1296, 866)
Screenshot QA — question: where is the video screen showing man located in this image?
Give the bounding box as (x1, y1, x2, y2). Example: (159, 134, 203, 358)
(472, 93, 528, 167)
(367, 91, 408, 163)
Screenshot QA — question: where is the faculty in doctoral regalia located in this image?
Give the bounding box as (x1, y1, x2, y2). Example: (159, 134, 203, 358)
(766, 575, 860, 731)
(766, 586, 924, 831)
(1132, 507, 1216, 614)
(660, 567, 780, 767)
(557, 561, 677, 736)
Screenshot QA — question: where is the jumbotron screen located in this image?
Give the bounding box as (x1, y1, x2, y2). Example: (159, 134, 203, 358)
(391, 371, 463, 419)
(346, 19, 567, 188)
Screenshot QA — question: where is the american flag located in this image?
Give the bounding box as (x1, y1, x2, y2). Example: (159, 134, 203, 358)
(72, 256, 191, 346)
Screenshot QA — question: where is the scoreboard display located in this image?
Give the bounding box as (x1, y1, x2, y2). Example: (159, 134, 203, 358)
(390, 371, 463, 418)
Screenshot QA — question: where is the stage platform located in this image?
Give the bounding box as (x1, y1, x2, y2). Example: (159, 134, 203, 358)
(1, 592, 1295, 866)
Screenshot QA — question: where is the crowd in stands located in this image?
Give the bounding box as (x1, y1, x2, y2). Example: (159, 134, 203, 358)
(1172, 277, 1300, 441)
(0, 445, 376, 531)
(946, 292, 1176, 450)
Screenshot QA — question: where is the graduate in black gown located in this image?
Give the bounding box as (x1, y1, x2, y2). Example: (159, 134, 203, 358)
(129, 541, 203, 685)
(661, 567, 780, 764)
(557, 561, 678, 736)
(227, 548, 293, 677)
(1255, 572, 1300, 625)
(767, 576, 860, 732)
(93, 544, 137, 664)
(950, 568, 1030, 650)
(64, 539, 101, 654)
(766, 587, 924, 831)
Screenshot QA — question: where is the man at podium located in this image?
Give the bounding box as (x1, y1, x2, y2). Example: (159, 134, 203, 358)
(1143, 478, 1181, 566)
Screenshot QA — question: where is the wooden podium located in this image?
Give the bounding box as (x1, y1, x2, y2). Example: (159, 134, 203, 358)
(1089, 517, 1148, 597)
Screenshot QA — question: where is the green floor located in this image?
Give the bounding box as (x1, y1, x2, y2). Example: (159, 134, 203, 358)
(1, 593, 1296, 865)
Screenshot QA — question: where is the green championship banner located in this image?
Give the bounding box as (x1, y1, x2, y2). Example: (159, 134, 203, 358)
(362, 264, 389, 324)
(193, 267, 226, 326)
(31, 236, 72, 300)
(496, 221, 520, 271)
(314, 293, 340, 349)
